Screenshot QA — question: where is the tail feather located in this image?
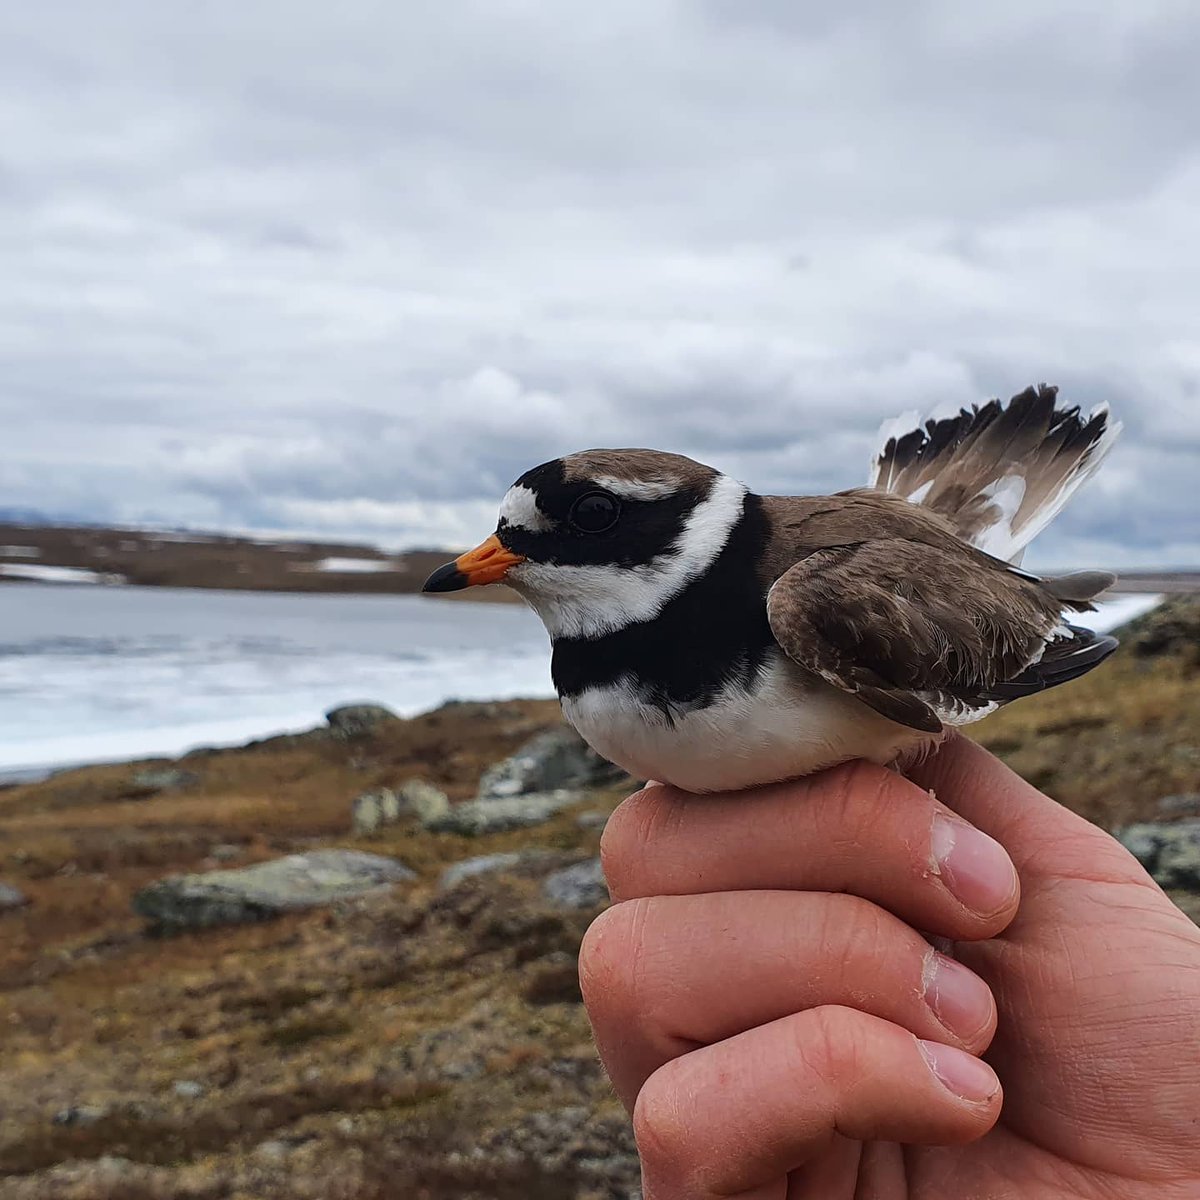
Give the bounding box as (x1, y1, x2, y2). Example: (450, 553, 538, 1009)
(978, 624, 1119, 700)
(869, 384, 1121, 564)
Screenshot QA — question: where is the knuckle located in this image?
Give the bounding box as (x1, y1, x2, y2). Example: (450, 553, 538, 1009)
(578, 898, 650, 1022)
(814, 892, 893, 962)
(600, 786, 679, 901)
(631, 1064, 693, 1177)
(798, 1005, 865, 1089)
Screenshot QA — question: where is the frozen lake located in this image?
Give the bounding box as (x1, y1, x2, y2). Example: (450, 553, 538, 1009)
(0, 582, 1160, 779)
(0, 584, 553, 777)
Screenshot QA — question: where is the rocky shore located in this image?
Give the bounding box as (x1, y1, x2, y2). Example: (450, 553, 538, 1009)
(0, 599, 1197, 1199)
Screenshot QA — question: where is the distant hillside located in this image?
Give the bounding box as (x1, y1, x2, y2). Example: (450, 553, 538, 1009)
(1, 521, 1197, 598)
(0, 523, 521, 600)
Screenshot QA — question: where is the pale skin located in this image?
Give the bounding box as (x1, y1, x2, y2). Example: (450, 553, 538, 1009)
(580, 735, 1200, 1199)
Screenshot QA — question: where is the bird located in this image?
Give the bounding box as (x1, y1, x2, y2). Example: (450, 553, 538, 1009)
(422, 385, 1121, 793)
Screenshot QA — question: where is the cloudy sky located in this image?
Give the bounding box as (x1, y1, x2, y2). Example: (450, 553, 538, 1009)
(2, 2, 1198, 567)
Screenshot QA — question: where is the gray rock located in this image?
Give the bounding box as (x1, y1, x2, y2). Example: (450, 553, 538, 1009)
(1157, 793, 1200, 818)
(129, 767, 199, 795)
(354, 780, 449, 834)
(439, 852, 527, 890)
(576, 810, 611, 831)
(1117, 820, 1200, 890)
(398, 779, 449, 824)
(1159, 836, 1200, 891)
(1120, 596, 1200, 666)
(53, 1105, 109, 1127)
(172, 1079, 205, 1099)
(477, 727, 624, 801)
(208, 844, 243, 863)
(133, 849, 416, 930)
(0, 881, 27, 911)
(438, 849, 560, 891)
(351, 788, 399, 835)
(543, 858, 609, 909)
(325, 703, 399, 739)
(424, 790, 583, 836)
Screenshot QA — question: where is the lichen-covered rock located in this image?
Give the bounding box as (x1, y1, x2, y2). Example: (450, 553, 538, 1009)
(542, 858, 608, 909)
(324, 703, 399, 739)
(128, 767, 200, 795)
(438, 849, 561, 891)
(396, 779, 449, 823)
(132, 850, 416, 931)
(0, 881, 27, 911)
(477, 727, 625, 801)
(424, 791, 583, 836)
(351, 788, 400, 835)
(353, 780, 449, 835)
(1120, 596, 1200, 668)
(1117, 820, 1200, 890)
(1157, 793, 1200, 818)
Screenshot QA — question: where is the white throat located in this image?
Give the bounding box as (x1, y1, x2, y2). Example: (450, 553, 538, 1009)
(508, 473, 748, 640)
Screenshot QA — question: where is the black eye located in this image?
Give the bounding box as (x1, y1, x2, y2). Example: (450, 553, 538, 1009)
(569, 490, 621, 533)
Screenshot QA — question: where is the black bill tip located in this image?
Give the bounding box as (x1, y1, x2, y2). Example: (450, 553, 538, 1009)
(422, 562, 468, 593)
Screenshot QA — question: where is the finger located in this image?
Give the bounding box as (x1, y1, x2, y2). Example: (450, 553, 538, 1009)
(581, 891, 997, 1109)
(602, 758, 1020, 940)
(907, 734, 1153, 888)
(634, 1005, 1001, 1200)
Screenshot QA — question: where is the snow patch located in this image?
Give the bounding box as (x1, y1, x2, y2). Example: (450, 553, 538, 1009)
(312, 557, 399, 574)
(0, 564, 125, 585)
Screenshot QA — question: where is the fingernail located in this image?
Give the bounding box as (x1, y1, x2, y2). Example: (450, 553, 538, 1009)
(923, 951, 993, 1041)
(918, 1040, 1000, 1103)
(930, 813, 1017, 917)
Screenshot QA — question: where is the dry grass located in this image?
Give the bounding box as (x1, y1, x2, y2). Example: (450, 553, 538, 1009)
(972, 649, 1199, 830)
(0, 634, 1196, 1197)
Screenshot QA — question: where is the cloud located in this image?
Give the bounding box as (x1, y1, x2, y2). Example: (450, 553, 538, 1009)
(0, 1, 1198, 566)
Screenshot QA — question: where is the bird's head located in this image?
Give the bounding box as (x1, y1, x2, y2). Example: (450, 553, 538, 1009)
(422, 449, 747, 639)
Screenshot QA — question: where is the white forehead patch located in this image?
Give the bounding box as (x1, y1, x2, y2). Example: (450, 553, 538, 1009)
(507, 473, 748, 640)
(498, 484, 553, 533)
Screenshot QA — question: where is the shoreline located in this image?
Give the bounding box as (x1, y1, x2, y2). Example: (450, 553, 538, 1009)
(0, 593, 1167, 787)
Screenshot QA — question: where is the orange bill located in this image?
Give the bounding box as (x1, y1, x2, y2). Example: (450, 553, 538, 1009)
(421, 534, 525, 592)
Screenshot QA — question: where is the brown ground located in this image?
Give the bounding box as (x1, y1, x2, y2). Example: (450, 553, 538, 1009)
(3, 520, 1196, 600)
(0, 611, 1197, 1198)
(0, 523, 521, 601)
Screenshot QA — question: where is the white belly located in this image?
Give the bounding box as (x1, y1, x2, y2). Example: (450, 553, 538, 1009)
(560, 657, 936, 793)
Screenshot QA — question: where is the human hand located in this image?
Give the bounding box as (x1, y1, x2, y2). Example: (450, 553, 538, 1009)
(581, 735, 1200, 1199)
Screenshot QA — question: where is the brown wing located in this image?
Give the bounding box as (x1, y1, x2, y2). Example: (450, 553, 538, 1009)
(766, 537, 1083, 733)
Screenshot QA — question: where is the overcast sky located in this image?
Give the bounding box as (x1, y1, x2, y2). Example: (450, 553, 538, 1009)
(2, 2, 1198, 566)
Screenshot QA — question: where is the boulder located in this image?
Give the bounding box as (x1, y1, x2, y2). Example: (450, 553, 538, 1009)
(1119, 596, 1200, 667)
(542, 858, 608, 909)
(133, 850, 415, 931)
(477, 727, 625, 801)
(128, 767, 200, 795)
(424, 791, 583, 836)
(1157, 793, 1200, 818)
(325, 703, 399, 740)
(351, 788, 401, 836)
(438, 849, 560, 891)
(52, 1105, 109, 1127)
(397, 779, 450, 824)
(1116, 820, 1200, 890)
(353, 780, 449, 835)
(0, 881, 27, 911)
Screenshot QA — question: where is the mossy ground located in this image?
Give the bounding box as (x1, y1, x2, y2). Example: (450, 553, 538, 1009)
(0, 643, 1196, 1198)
